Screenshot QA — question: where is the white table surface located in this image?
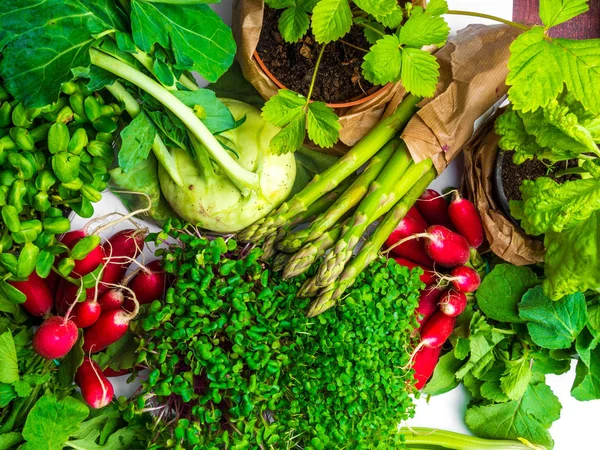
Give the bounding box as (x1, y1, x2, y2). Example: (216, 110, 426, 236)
(72, 2, 597, 449)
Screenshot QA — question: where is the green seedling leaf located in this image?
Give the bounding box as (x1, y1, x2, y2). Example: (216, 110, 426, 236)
(36, 250, 55, 279)
(540, 0, 589, 29)
(130, 1, 235, 83)
(363, 34, 402, 85)
(21, 394, 89, 450)
(52, 153, 80, 184)
(278, 6, 310, 43)
(400, 47, 440, 98)
(311, 0, 352, 44)
(71, 235, 102, 261)
(519, 286, 587, 349)
(0, 280, 26, 305)
(269, 114, 306, 154)
(361, 21, 386, 45)
(174, 89, 235, 134)
(476, 264, 538, 323)
(398, 9, 450, 47)
(0, 331, 19, 384)
(306, 102, 340, 148)
(118, 111, 156, 173)
(422, 351, 462, 395)
(426, 0, 449, 16)
(262, 90, 306, 127)
(265, 0, 295, 8)
(465, 382, 561, 449)
(353, 0, 402, 22)
(16, 242, 39, 279)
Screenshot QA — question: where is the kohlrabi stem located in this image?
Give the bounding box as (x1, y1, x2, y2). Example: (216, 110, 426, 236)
(446, 10, 531, 31)
(189, 133, 216, 179)
(398, 427, 537, 449)
(90, 48, 259, 195)
(306, 44, 327, 105)
(129, 48, 198, 92)
(105, 81, 184, 187)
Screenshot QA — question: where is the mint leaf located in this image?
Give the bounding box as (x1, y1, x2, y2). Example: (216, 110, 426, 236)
(500, 358, 533, 400)
(262, 90, 306, 127)
(540, 0, 589, 29)
(465, 382, 561, 449)
(0, 331, 18, 384)
(270, 115, 306, 154)
(130, 1, 235, 83)
(306, 102, 340, 148)
(401, 47, 440, 98)
(398, 11, 450, 48)
(278, 6, 310, 43)
(362, 34, 402, 85)
(426, 0, 449, 16)
(422, 351, 462, 395)
(21, 395, 89, 450)
(519, 286, 587, 349)
(311, 0, 352, 44)
(476, 264, 538, 323)
(118, 111, 156, 173)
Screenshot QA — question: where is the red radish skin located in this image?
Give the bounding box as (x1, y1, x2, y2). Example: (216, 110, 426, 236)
(103, 367, 131, 377)
(406, 206, 429, 229)
(419, 311, 456, 349)
(60, 229, 86, 248)
(71, 299, 102, 328)
(386, 215, 434, 267)
(9, 273, 53, 317)
(416, 287, 444, 327)
(413, 346, 442, 390)
(83, 300, 139, 353)
(98, 289, 125, 311)
(76, 357, 114, 409)
(448, 192, 485, 248)
(126, 260, 166, 309)
(32, 316, 78, 359)
(449, 266, 481, 293)
(416, 189, 454, 229)
(439, 289, 468, 317)
(56, 282, 95, 315)
(423, 225, 470, 268)
(393, 258, 437, 286)
(99, 229, 146, 295)
(60, 230, 105, 278)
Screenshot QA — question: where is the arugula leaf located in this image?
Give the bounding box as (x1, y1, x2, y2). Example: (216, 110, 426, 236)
(540, 0, 589, 28)
(173, 89, 235, 134)
(118, 111, 157, 173)
(362, 35, 402, 85)
(21, 395, 89, 450)
(398, 10, 450, 48)
(500, 358, 533, 400)
(269, 115, 307, 154)
(278, 6, 310, 43)
(543, 210, 600, 299)
(262, 90, 306, 127)
(306, 102, 340, 148)
(0, 331, 18, 384)
(476, 264, 538, 323)
(422, 351, 462, 395)
(465, 382, 561, 449)
(519, 286, 587, 349)
(130, 1, 235, 83)
(311, 0, 352, 44)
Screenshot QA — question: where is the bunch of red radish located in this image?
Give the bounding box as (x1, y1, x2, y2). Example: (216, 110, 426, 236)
(10, 225, 166, 409)
(383, 189, 485, 390)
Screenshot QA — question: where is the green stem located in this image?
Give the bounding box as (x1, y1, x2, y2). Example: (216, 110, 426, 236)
(105, 81, 185, 187)
(306, 44, 327, 105)
(399, 428, 537, 449)
(492, 327, 518, 335)
(446, 10, 531, 31)
(555, 166, 588, 177)
(91, 48, 259, 195)
(189, 133, 216, 179)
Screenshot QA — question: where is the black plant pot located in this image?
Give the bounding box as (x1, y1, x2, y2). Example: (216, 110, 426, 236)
(492, 149, 522, 228)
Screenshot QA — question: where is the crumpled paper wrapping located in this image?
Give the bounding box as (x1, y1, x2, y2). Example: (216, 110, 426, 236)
(401, 24, 522, 174)
(462, 112, 545, 266)
(232, 0, 424, 151)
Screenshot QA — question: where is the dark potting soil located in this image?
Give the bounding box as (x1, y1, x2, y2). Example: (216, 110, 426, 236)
(257, 7, 378, 104)
(501, 156, 581, 202)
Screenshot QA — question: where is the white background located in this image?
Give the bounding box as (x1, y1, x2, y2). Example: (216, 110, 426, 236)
(75, 1, 598, 449)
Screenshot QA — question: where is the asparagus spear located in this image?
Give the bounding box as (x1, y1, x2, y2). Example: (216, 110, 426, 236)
(307, 165, 436, 317)
(271, 252, 290, 272)
(276, 140, 396, 253)
(283, 223, 343, 279)
(298, 276, 322, 298)
(316, 144, 434, 288)
(237, 94, 421, 243)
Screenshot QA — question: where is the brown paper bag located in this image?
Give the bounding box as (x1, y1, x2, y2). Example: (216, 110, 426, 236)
(401, 24, 522, 174)
(462, 113, 545, 266)
(232, 0, 424, 151)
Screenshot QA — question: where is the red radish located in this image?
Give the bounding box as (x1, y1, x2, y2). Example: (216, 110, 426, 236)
(60, 230, 105, 277)
(71, 298, 102, 328)
(386, 215, 434, 267)
(416, 189, 454, 229)
(98, 289, 125, 311)
(9, 273, 53, 317)
(394, 257, 437, 286)
(423, 225, 470, 268)
(60, 229, 86, 248)
(449, 266, 481, 293)
(418, 311, 456, 349)
(103, 367, 131, 377)
(45, 270, 61, 296)
(83, 297, 139, 353)
(99, 229, 146, 295)
(448, 192, 484, 248)
(406, 206, 429, 229)
(415, 287, 444, 327)
(32, 316, 78, 359)
(75, 357, 114, 409)
(126, 260, 166, 309)
(413, 346, 442, 390)
(438, 289, 468, 317)
(55, 282, 94, 315)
